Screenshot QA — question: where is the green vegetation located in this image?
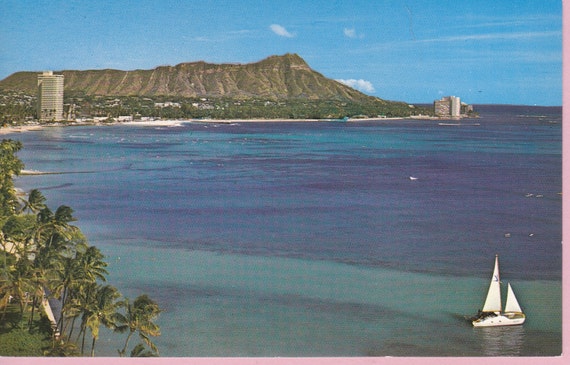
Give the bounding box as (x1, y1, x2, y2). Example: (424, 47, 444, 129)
(0, 304, 55, 356)
(65, 93, 425, 120)
(0, 139, 162, 357)
(0, 91, 430, 125)
(0, 91, 36, 126)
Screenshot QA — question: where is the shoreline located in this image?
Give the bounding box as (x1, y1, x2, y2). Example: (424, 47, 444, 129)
(117, 117, 408, 125)
(0, 117, 408, 134)
(0, 115, 479, 135)
(0, 125, 45, 135)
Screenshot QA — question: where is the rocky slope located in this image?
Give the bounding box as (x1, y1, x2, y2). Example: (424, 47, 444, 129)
(0, 54, 391, 104)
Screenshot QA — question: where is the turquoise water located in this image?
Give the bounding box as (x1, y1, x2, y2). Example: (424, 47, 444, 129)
(91, 242, 561, 357)
(10, 105, 562, 356)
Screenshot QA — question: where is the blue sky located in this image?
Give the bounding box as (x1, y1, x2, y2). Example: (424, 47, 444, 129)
(0, 0, 562, 105)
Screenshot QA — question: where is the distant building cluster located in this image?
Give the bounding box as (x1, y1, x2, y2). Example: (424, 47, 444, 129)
(37, 71, 64, 122)
(434, 96, 473, 118)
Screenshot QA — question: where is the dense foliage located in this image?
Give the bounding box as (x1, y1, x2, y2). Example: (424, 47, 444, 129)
(71, 94, 423, 119)
(0, 139, 162, 357)
(1, 90, 430, 125)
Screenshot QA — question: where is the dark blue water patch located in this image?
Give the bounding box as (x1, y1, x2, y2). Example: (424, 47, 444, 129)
(125, 281, 401, 323)
(72, 145, 561, 281)
(475, 105, 562, 119)
(10, 109, 562, 283)
(118, 141, 188, 151)
(227, 136, 302, 147)
(129, 165, 178, 173)
(59, 137, 97, 145)
(30, 182, 74, 191)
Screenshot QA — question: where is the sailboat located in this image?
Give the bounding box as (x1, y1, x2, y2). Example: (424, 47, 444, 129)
(471, 255, 526, 327)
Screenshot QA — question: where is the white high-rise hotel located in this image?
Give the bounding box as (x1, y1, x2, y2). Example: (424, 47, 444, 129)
(434, 96, 461, 118)
(37, 71, 64, 121)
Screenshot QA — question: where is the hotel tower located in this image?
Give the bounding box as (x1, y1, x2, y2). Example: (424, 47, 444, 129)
(37, 71, 64, 122)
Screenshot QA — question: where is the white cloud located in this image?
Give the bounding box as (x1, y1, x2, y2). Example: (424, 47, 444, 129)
(416, 30, 561, 44)
(270, 24, 295, 38)
(344, 27, 364, 39)
(336, 79, 375, 93)
(344, 28, 357, 38)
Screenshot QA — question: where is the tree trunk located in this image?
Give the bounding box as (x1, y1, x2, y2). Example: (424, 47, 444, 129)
(91, 337, 96, 357)
(120, 331, 134, 357)
(66, 315, 77, 340)
(57, 287, 67, 335)
(75, 320, 84, 344)
(28, 296, 36, 330)
(1, 299, 8, 321)
(19, 296, 27, 329)
(81, 326, 87, 355)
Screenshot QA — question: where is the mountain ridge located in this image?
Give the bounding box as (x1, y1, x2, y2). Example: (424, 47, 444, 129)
(0, 54, 393, 104)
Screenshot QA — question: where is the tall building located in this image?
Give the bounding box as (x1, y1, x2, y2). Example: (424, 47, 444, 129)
(37, 71, 64, 122)
(449, 96, 461, 117)
(434, 96, 461, 118)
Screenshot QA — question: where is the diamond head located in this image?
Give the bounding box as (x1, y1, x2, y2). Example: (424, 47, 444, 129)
(0, 54, 424, 119)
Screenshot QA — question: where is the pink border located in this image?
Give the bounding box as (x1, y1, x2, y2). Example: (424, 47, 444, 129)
(4, 3, 569, 365)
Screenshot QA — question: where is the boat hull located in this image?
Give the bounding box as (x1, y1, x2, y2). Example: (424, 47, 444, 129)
(472, 314, 526, 327)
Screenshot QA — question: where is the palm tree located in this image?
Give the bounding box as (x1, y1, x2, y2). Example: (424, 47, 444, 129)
(1, 214, 36, 258)
(34, 205, 77, 251)
(24, 207, 75, 333)
(18, 189, 46, 214)
(1, 216, 50, 329)
(26, 264, 49, 331)
(0, 233, 18, 319)
(85, 284, 123, 357)
(77, 245, 108, 284)
(54, 205, 76, 226)
(54, 253, 83, 338)
(129, 343, 158, 357)
(0, 139, 24, 217)
(5, 260, 35, 328)
(44, 339, 80, 357)
(57, 244, 108, 338)
(32, 205, 80, 302)
(115, 294, 162, 357)
(74, 281, 96, 354)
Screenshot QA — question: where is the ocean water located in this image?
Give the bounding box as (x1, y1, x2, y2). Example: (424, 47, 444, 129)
(10, 105, 562, 356)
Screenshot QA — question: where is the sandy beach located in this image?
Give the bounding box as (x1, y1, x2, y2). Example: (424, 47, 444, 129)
(120, 117, 405, 126)
(123, 118, 330, 126)
(0, 117, 409, 136)
(0, 125, 45, 135)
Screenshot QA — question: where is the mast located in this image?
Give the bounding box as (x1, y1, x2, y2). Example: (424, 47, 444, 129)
(481, 254, 502, 313)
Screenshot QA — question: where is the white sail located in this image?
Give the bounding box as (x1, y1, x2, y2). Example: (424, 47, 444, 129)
(481, 255, 502, 312)
(504, 283, 523, 313)
(472, 255, 526, 327)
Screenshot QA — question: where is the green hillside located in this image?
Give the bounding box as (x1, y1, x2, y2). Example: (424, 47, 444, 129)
(0, 54, 426, 119)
